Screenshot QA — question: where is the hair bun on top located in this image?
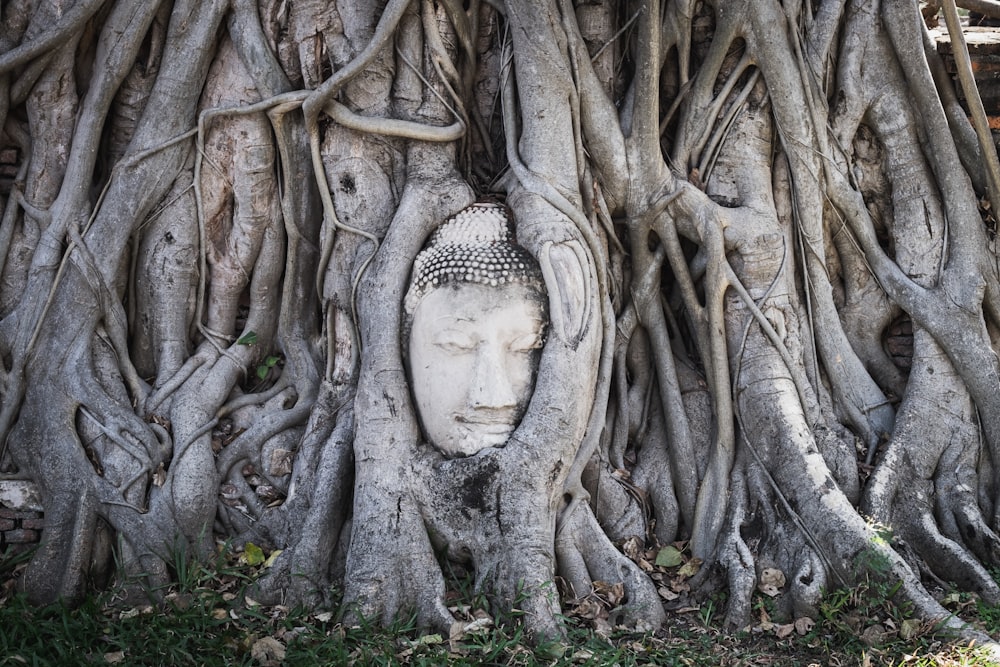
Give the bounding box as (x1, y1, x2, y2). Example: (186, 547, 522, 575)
(404, 203, 544, 314)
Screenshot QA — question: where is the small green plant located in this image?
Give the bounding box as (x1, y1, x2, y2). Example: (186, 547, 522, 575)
(236, 331, 258, 346)
(698, 596, 717, 627)
(0, 546, 34, 577)
(818, 585, 853, 623)
(255, 355, 281, 380)
(976, 597, 1000, 636)
(234, 331, 283, 383)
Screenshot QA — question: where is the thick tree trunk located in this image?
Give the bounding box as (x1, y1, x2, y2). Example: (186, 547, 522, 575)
(3, 0, 1000, 646)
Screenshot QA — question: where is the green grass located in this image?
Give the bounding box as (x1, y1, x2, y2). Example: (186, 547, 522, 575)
(1, 545, 1000, 667)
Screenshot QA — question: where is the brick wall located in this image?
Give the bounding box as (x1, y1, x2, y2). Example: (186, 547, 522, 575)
(0, 507, 42, 554)
(934, 26, 1000, 129)
(0, 146, 17, 196)
(0, 480, 44, 555)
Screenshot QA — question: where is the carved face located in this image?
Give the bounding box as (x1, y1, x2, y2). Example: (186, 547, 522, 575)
(408, 282, 546, 457)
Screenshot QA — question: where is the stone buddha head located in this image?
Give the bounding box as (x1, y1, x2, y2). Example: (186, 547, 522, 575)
(403, 203, 548, 457)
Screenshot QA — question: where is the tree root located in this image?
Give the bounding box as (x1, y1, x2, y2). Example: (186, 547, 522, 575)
(556, 501, 665, 630)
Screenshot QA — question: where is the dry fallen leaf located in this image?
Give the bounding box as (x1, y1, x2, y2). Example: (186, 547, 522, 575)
(593, 580, 625, 607)
(268, 448, 294, 476)
(593, 616, 612, 639)
(677, 557, 701, 578)
(861, 623, 890, 646)
(757, 606, 773, 632)
(794, 616, 814, 635)
(263, 549, 282, 568)
(900, 618, 922, 639)
(251, 636, 286, 667)
(570, 598, 605, 621)
(657, 586, 679, 601)
(103, 652, 125, 664)
(622, 536, 643, 560)
(774, 623, 795, 639)
(757, 567, 786, 597)
(463, 617, 493, 634)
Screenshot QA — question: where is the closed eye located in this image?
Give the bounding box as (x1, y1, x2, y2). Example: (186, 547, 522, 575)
(433, 332, 477, 353)
(509, 333, 544, 353)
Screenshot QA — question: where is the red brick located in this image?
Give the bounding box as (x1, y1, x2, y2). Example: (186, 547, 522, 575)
(20, 518, 44, 530)
(4, 529, 39, 544)
(0, 508, 20, 520)
(0, 520, 13, 531)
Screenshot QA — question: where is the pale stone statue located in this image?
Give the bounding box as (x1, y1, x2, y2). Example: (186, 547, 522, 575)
(404, 203, 548, 457)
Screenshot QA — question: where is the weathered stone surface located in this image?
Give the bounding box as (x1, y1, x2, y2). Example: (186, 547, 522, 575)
(404, 205, 547, 458)
(0, 480, 43, 513)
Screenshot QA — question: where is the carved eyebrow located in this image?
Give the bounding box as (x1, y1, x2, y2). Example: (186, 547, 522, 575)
(431, 327, 477, 343)
(420, 313, 477, 326)
(507, 317, 546, 333)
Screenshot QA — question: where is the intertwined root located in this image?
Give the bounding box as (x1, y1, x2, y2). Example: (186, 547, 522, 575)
(6, 0, 1000, 644)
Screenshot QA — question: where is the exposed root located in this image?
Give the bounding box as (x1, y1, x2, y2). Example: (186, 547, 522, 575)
(556, 501, 665, 630)
(7, 0, 1000, 647)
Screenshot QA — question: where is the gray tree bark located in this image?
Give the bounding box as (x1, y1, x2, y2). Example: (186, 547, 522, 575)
(2, 0, 999, 644)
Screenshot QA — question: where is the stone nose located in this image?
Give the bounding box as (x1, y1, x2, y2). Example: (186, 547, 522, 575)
(468, 343, 518, 411)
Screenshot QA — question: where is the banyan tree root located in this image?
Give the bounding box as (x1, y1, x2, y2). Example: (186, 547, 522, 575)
(5, 0, 1000, 649)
